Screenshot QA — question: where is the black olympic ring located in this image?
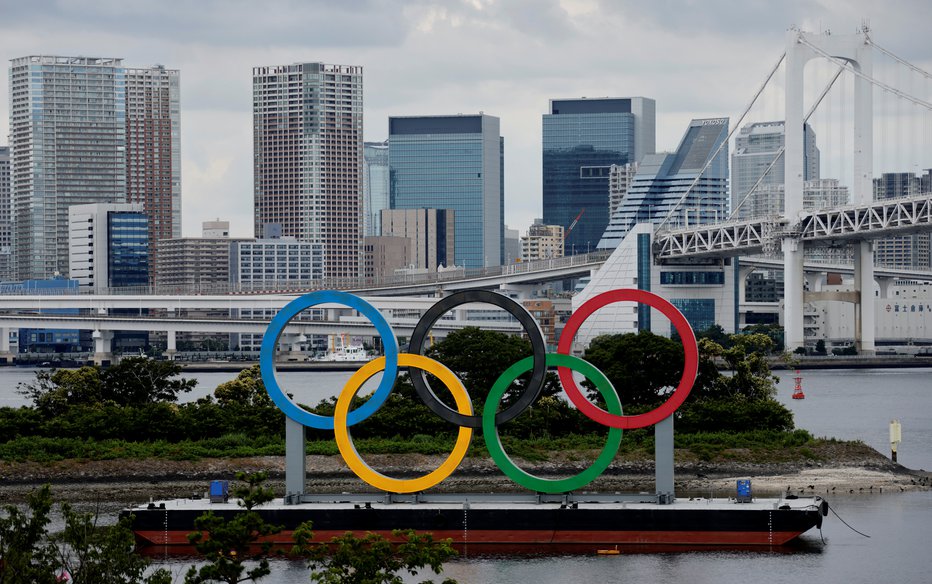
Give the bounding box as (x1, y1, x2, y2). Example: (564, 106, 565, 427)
(407, 290, 548, 428)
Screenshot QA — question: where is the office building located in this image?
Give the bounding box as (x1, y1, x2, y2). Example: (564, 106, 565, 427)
(521, 220, 564, 261)
(363, 141, 389, 237)
(10, 56, 128, 280)
(504, 226, 520, 265)
(362, 236, 411, 280)
(874, 170, 932, 269)
(388, 114, 503, 268)
(731, 121, 819, 219)
(125, 65, 181, 280)
(0, 147, 10, 281)
(253, 62, 363, 280)
(598, 118, 730, 249)
(68, 203, 148, 292)
(608, 162, 639, 218)
(380, 208, 455, 271)
(69, 203, 149, 351)
(230, 238, 324, 288)
(542, 97, 655, 256)
(203, 220, 230, 238)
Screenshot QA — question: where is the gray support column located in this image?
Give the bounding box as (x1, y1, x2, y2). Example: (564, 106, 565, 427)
(164, 330, 177, 361)
(0, 328, 12, 364)
(783, 237, 806, 352)
(655, 415, 675, 503)
(854, 241, 876, 354)
(285, 417, 306, 502)
(92, 330, 113, 367)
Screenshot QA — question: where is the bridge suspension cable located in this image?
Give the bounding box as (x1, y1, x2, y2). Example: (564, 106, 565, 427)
(729, 64, 846, 220)
(798, 36, 932, 111)
(867, 39, 932, 82)
(655, 52, 786, 231)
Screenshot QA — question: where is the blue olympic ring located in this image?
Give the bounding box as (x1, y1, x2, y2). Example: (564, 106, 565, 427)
(259, 290, 400, 430)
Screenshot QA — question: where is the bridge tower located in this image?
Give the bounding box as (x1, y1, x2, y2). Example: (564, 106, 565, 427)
(784, 27, 874, 354)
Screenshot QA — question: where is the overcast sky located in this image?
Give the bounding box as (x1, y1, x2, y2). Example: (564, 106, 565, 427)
(2, 0, 930, 237)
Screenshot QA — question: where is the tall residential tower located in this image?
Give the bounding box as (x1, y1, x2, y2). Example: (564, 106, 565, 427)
(542, 97, 655, 256)
(125, 65, 181, 279)
(10, 56, 128, 280)
(9, 56, 180, 282)
(253, 62, 363, 279)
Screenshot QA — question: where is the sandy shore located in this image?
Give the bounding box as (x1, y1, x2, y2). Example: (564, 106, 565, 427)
(1, 441, 928, 506)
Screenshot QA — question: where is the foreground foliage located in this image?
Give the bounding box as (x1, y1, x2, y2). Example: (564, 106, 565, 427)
(0, 485, 171, 584)
(185, 472, 457, 584)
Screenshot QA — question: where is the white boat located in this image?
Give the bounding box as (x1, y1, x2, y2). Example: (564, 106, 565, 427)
(315, 345, 370, 362)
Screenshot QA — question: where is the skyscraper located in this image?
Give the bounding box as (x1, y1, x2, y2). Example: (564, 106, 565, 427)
(0, 146, 10, 281)
(8, 56, 180, 282)
(542, 97, 655, 256)
(874, 170, 932, 269)
(730, 121, 819, 219)
(10, 56, 127, 280)
(598, 118, 730, 249)
(253, 62, 363, 280)
(363, 141, 389, 237)
(388, 114, 503, 268)
(125, 65, 181, 281)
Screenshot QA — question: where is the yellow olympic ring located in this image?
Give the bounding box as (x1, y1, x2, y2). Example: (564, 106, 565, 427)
(333, 353, 474, 494)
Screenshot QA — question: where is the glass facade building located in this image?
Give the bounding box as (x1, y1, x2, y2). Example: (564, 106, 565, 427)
(363, 141, 389, 237)
(388, 115, 503, 268)
(598, 118, 730, 250)
(10, 56, 128, 280)
(542, 97, 655, 256)
(730, 121, 819, 219)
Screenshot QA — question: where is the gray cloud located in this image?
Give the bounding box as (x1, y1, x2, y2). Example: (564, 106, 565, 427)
(1, 0, 929, 237)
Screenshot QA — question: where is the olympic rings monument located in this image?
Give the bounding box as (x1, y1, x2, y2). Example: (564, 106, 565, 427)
(260, 287, 699, 504)
(126, 286, 828, 548)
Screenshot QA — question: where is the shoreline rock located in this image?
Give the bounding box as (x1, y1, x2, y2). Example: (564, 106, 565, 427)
(1, 443, 928, 505)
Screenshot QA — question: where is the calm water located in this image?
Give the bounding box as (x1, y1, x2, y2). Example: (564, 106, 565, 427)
(3, 366, 931, 582)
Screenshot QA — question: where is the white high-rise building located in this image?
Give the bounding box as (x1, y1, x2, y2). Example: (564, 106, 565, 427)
(253, 62, 363, 280)
(9, 56, 180, 282)
(730, 121, 819, 219)
(0, 146, 10, 281)
(10, 56, 127, 280)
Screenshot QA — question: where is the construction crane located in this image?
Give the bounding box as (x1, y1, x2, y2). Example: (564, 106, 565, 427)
(564, 208, 585, 240)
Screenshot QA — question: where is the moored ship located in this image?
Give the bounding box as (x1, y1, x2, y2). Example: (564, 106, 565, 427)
(126, 491, 828, 549)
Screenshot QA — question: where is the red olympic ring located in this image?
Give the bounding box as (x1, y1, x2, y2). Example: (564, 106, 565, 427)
(556, 289, 699, 429)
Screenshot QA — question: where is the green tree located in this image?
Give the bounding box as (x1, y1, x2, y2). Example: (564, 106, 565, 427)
(18, 368, 104, 417)
(423, 327, 555, 407)
(214, 365, 274, 409)
(0, 485, 58, 584)
(293, 526, 457, 584)
(184, 471, 282, 584)
(18, 358, 196, 416)
(696, 324, 733, 349)
(0, 485, 170, 584)
(581, 331, 685, 407)
(51, 506, 172, 584)
(99, 357, 197, 405)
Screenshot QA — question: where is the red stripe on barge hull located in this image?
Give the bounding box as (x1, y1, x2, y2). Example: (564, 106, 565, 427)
(134, 528, 805, 548)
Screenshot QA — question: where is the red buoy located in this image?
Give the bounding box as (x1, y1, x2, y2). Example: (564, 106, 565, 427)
(792, 370, 805, 399)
